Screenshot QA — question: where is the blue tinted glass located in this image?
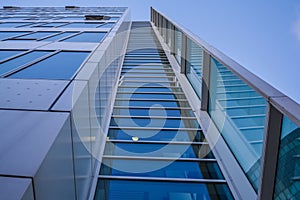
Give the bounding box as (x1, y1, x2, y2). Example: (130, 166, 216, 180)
(16, 32, 59, 40)
(100, 23, 115, 28)
(208, 57, 267, 190)
(60, 22, 103, 28)
(0, 51, 49, 75)
(117, 93, 177, 99)
(41, 32, 78, 41)
(104, 143, 212, 158)
(115, 100, 188, 107)
(274, 116, 300, 199)
(108, 129, 203, 142)
(0, 31, 30, 40)
(0, 50, 24, 61)
(95, 180, 233, 200)
(34, 22, 67, 27)
(62, 32, 106, 43)
(113, 108, 193, 117)
(110, 117, 198, 128)
(0, 22, 31, 28)
(10, 51, 90, 80)
(101, 159, 224, 179)
(118, 87, 179, 93)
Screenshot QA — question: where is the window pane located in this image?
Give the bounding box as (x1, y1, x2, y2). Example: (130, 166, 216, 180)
(101, 159, 224, 179)
(100, 23, 115, 28)
(60, 22, 103, 28)
(108, 128, 203, 142)
(62, 32, 106, 43)
(0, 51, 49, 75)
(0, 22, 32, 28)
(274, 116, 300, 199)
(208, 57, 267, 190)
(16, 32, 59, 40)
(104, 143, 213, 159)
(94, 180, 233, 200)
(0, 50, 24, 61)
(186, 38, 203, 98)
(41, 32, 78, 41)
(175, 28, 182, 64)
(33, 22, 67, 27)
(9, 51, 90, 80)
(0, 31, 30, 40)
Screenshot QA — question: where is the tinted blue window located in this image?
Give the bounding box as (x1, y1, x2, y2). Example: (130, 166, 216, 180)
(100, 23, 115, 28)
(95, 180, 233, 200)
(115, 100, 186, 107)
(113, 108, 192, 117)
(16, 32, 59, 40)
(110, 117, 198, 128)
(108, 129, 202, 142)
(104, 143, 212, 158)
(0, 22, 32, 28)
(62, 32, 106, 43)
(0, 51, 49, 76)
(101, 159, 224, 179)
(60, 22, 103, 28)
(33, 22, 67, 27)
(10, 51, 90, 80)
(0, 31, 30, 40)
(0, 50, 24, 61)
(41, 32, 78, 41)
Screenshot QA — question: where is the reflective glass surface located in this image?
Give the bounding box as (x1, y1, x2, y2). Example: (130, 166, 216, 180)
(0, 31, 30, 40)
(16, 31, 58, 40)
(104, 143, 214, 158)
(175, 28, 182, 64)
(0, 22, 32, 27)
(110, 117, 199, 128)
(114, 100, 190, 108)
(274, 116, 300, 200)
(41, 32, 78, 41)
(208, 57, 266, 190)
(62, 32, 106, 43)
(9, 51, 90, 79)
(94, 180, 233, 200)
(0, 51, 49, 76)
(33, 22, 67, 27)
(60, 22, 103, 28)
(100, 23, 115, 28)
(113, 108, 194, 117)
(0, 50, 24, 61)
(186, 38, 203, 98)
(108, 129, 203, 142)
(101, 159, 224, 179)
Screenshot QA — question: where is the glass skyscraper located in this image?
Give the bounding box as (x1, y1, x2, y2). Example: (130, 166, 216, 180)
(0, 6, 299, 200)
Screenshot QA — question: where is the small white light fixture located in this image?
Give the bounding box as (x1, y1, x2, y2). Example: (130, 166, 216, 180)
(132, 136, 139, 141)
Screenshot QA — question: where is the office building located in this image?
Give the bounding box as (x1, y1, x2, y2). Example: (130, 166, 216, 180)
(0, 6, 299, 200)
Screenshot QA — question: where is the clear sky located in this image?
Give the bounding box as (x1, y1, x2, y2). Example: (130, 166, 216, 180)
(2, 0, 300, 103)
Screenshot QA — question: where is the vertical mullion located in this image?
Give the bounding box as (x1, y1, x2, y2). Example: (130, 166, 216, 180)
(171, 24, 175, 55)
(180, 33, 187, 74)
(201, 51, 211, 110)
(258, 103, 283, 200)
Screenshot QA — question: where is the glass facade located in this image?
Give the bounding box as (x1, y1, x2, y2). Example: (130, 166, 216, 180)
(185, 38, 203, 98)
(93, 22, 233, 200)
(9, 51, 90, 79)
(208, 57, 266, 190)
(274, 116, 300, 199)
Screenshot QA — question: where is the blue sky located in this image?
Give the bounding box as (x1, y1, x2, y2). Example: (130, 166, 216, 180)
(2, 0, 300, 103)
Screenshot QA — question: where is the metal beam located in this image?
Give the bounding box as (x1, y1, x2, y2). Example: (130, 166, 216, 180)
(258, 103, 283, 200)
(201, 50, 211, 110)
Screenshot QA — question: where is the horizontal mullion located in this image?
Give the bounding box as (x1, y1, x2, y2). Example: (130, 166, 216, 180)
(115, 98, 188, 102)
(106, 140, 207, 145)
(111, 115, 197, 120)
(117, 91, 184, 94)
(113, 106, 192, 110)
(217, 96, 263, 101)
(102, 155, 214, 162)
(239, 126, 265, 130)
(223, 104, 266, 109)
(98, 175, 227, 183)
(109, 126, 201, 131)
